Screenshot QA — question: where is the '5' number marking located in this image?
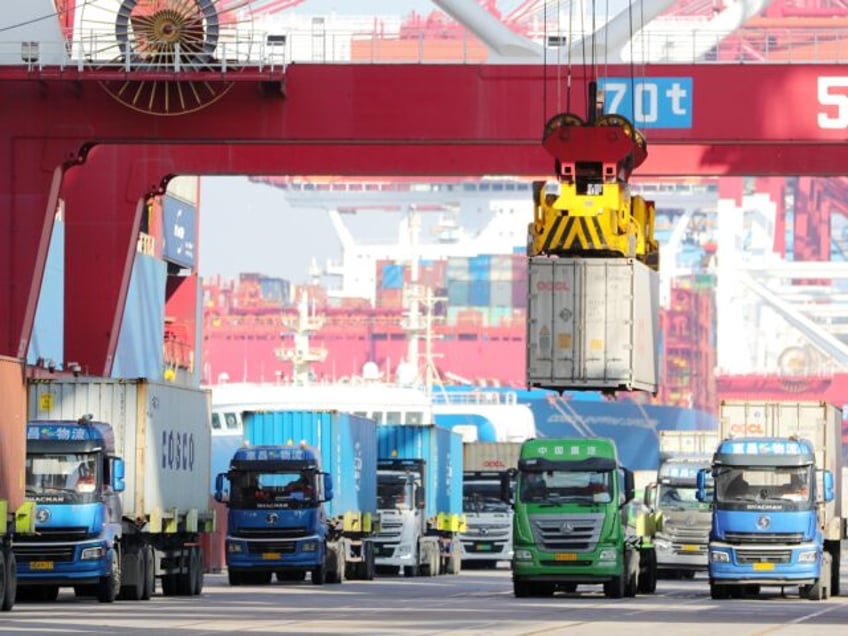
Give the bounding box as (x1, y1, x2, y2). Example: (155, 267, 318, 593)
(818, 77, 848, 129)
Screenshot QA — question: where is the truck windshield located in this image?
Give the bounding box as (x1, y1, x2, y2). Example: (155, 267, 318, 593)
(377, 474, 413, 511)
(519, 469, 612, 504)
(715, 466, 813, 507)
(230, 470, 316, 508)
(26, 453, 99, 499)
(659, 484, 710, 511)
(463, 480, 510, 513)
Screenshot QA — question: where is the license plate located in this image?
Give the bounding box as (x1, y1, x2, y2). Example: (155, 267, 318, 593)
(682, 544, 700, 552)
(554, 553, 577, 561)
(475, 544, 493, 552)
(261, 552, 281, 560)
(29, 561, 54, 570)
(752, 562, 775, 571)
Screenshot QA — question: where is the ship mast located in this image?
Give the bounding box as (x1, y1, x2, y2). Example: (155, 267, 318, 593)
(276, 293, 327, 385)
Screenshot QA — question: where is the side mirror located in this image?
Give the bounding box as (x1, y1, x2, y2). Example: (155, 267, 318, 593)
(823, 470, 834, 503)
(696, 468, 708, 502)
(644, 483, 657, 509)
(323, 473, 334, 502)
(415, 486, 426, 509)
(623, 469, 635, 505)
(112, 458, 126, 493)
(500, 476, 512, 504)
(214, 473, 226, 503)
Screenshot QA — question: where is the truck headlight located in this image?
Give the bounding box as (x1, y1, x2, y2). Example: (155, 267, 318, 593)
(798, 551, 818, 563)
(227, 542, 244, 554)
(598, 549, 617, 562)
(709, 550, 730, 563)
(80, 546, 105, 560)
(395, 544, 412, 557)
(514, 549, 533, 561)
(301, 541, 318, 553)
(654, 539, 671, 552)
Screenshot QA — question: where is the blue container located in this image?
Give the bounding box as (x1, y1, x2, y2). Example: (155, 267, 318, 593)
(381, 263, 404, 289)
(242, 410, 378, 518)
(447, 280, 469, 306)
(469, 255, 492, 280)
(469, 280, 490, 306)
(376, 424, 463, 517)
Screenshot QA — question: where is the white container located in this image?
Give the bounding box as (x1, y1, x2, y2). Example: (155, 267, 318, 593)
(526, 257, 659, 393)
(718, 399, 844, 540)
(27, 378, 212, 519)
(659, 430, 720, 456)
(463, 441, 522, 473)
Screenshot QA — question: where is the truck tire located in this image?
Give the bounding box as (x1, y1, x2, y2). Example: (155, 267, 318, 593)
(228, 570, 243, 586)
(97, 548, 121, 603)
(119, 550, 144, 601)
(2, 549, 15, 611)
(827, 541, 840, 596)
(638, 549, 657, 594)
(312, 562, 327, 585)
(513, 578, 531, 598)
(710, 582, 729, 600)
(603, 573, 625, 598)
(364, 544, 376, 581)
(193, 548, 204, 595)
(141, 546, 155, 600)
(0, 552, 7, 611)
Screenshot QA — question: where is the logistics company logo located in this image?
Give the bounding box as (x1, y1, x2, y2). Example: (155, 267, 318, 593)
(598, 77, 693, 129)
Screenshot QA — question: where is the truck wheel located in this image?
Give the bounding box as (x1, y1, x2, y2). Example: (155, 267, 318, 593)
(710, 583, 729, 600)
(513, 578, 531, 598)
(119, 550, 144, 601)
(192, 548, 204, 595)
(603, 573, 625, 598)
(2, 549, 15, 611)
(827, 541, 840, 596)
(638, 549, 657, 594)
(161, 573, 178, 596)
(141, 546, 155, 600)
(177, 548, 197, 595)
(311, 562, 326, 585)
(364, 545, 376, 581)
(97, 549, 121, 603)
(228, 570, 243, 586)
(0, 551, 7, 611)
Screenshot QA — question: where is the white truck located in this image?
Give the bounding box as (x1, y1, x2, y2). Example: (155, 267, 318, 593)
(459, 442, 521, 568)
(19, 378, 213, 601)
(710, 399, 845, 598)
(645, 431, 718, 578)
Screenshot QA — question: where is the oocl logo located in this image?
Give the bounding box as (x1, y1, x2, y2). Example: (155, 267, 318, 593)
(536, 281, 570, 292)
(482, 459, 506, 469)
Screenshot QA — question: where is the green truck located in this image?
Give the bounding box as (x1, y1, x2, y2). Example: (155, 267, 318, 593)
(512, 438, 657, 597)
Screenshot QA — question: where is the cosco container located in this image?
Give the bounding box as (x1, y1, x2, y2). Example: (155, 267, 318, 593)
(27, 378, 212, 517)
(241, 410, 377, 519)
(376, 424, 463, 517)
(526, 256, 659, 392)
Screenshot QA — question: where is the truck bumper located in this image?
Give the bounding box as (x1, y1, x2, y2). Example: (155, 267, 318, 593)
(655, 546, 708, 572)
(16, 541, 112, 586)
(512, 546, 622, 583)
(225, 535, 322, 571)
(708, 541, 820, 586)
(459, 538, 512, 562)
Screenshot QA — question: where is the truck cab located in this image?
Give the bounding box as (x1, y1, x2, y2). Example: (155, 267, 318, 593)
(373, 459, 437, 576)
(17, 418, 126, 602)
(646, 455, 712, 577)
(698, 436, 835, 600)
(511, 438, 656, 598)
(459, 470, 514, 567)
(215, 445, 337, 585)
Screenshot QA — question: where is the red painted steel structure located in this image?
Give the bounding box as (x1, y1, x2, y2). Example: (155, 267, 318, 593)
(4, 63, 848, 375)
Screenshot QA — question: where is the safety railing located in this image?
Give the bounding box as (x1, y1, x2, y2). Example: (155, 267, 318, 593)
(3, 25, 848, 71)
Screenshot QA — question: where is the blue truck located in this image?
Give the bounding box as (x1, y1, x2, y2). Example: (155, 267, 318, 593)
(699, 436, 838, 600)
(373, 424, 465, 576)
(700, 400, 846, 601)
(19, 379, 214, 603)
(215, 410, 377, 584)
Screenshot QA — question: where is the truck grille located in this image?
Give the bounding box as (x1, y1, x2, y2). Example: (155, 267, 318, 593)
(27, 527, 91, 542)
(736, 549, 792, 565)
(462, 522, 510, 539)
(725, 532, 804, 545)
(529, 513, 603, 552)
(372, 542, 397, 557)
(246, 541, 297, 555)
(15, 544, 75, 562)
(234, 527, 307, 540)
